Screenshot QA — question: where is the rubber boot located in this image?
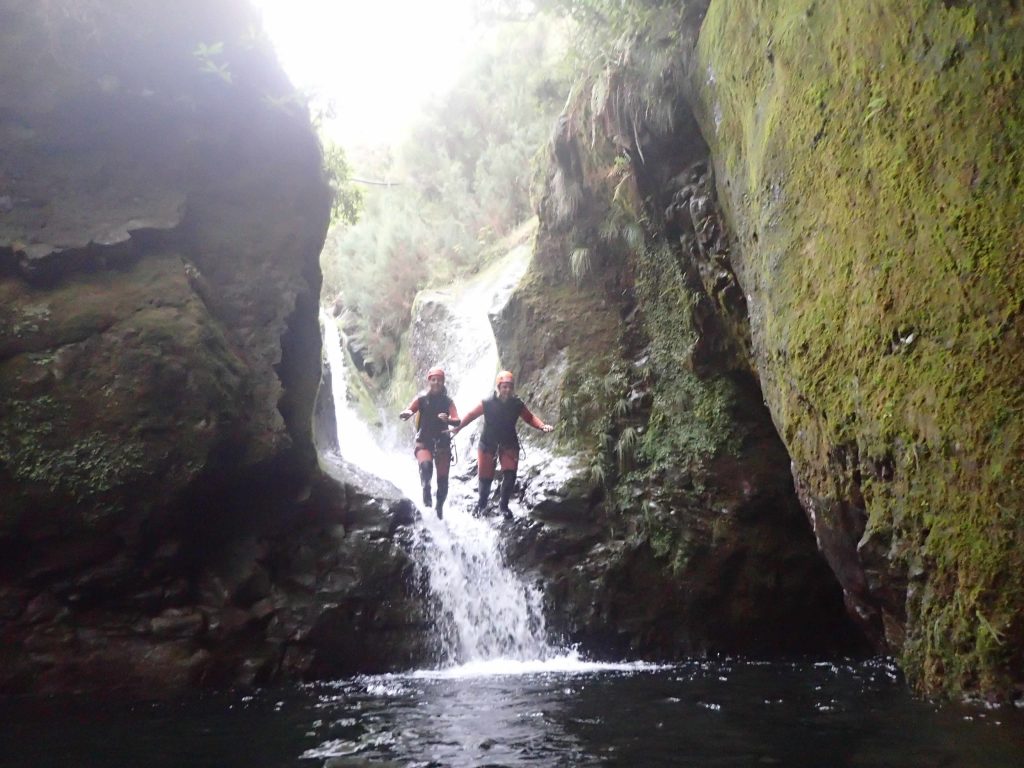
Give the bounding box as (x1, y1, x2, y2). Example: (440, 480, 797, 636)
(476, 477, 493, 516)
(418, 461, 433, 507)
(499, 470, 517, 520)
(435, 477, 448, 520)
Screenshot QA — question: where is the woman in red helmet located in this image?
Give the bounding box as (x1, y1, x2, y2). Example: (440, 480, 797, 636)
(455, 370, 554, 519)
(399, 366, 460, 519)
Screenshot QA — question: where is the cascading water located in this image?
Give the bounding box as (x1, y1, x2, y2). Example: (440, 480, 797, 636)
(320, 308, 392, 478)
(319, 272, 565, 668)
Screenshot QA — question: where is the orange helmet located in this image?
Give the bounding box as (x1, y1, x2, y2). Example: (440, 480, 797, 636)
(495, 370, 514, 386)
(427, 366, 445, 382)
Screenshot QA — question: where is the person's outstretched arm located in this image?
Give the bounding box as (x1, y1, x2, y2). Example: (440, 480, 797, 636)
(452, 401, 483, 434)
(399, 397, 420, 421)
(519, 404, 554, 433)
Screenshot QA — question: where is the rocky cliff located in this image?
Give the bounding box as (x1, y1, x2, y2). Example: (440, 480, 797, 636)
(491, 5, 862, 660)
(510, 0, 1022, 700)
(0, 0, 431, 697)
(695, 0, 1023, 700)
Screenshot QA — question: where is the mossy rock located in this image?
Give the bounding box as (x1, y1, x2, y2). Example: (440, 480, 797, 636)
(0, 254, 248, 529)
(695, 0, 1024, 699)
(497, 45, 860, 660)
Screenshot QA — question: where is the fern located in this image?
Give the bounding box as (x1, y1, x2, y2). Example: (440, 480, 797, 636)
(598, 216, 620, 244)
(621, 221, 644, 250)
(863, 94, 888, 124)
(570, 246, 592, 283)
(192, 41, 224, 58)
(193, 41, 232, 83)
(199, 60, 232, 84)
(615, 425, 639, 469)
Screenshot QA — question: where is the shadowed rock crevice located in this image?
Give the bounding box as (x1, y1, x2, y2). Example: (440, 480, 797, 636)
(276, 287, 324, 463)
(5, 222, 183, 289)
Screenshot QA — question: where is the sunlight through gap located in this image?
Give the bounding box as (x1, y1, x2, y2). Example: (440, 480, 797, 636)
(250, 0, 478, 145)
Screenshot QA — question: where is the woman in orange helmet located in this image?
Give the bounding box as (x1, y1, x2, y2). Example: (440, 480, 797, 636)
(399, 366, 460, 519)
(455, 370, 554, 519)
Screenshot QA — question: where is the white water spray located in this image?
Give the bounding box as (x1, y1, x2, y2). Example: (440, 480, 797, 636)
(319, 261, 570, 668)
(320, 308, 393, 477)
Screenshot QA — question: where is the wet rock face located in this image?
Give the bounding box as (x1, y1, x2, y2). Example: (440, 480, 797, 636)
(695, 0, 1024, 699)
(0, 0, 331, 530)
(504, 402, 861, 660)
(495, 69, 863, 661)
(2, 468, 434, 697)
(408, 293, 462, 384)
(0, 1, 434, 697)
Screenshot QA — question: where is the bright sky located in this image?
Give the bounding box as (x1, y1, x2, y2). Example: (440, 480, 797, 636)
(250, 0, 479, 147)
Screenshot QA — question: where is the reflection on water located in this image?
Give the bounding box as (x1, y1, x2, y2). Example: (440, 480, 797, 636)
(3, 659, 1023, 768)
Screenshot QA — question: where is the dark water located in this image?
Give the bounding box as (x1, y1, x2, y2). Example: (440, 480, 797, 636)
(2, 659, 1022, 768)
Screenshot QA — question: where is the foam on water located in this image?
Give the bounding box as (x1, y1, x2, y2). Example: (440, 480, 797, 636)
(407, 657, 668, 680)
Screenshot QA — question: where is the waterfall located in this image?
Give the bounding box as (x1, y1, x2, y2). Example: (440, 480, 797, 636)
(320, 308, 392, 477)
(319, 287, 565, 668)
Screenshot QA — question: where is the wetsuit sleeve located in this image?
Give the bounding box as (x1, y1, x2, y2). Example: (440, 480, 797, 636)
(518, 404, 547, 430)
(447, 402, 461, 426)
(459, 402, 484, 428)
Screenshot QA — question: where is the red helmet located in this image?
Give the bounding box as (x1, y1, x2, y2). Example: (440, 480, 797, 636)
(495, 370, 514, 386)
(427, 366, 445, 382)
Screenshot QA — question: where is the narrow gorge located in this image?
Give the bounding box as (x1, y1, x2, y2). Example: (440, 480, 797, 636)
(1, 0, 1021, 727)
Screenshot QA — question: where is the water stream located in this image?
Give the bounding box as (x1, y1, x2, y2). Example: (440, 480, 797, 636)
(4, 659, 1022, 767)
(297, 293, 1024, 767)
(319, 284, 569, 667)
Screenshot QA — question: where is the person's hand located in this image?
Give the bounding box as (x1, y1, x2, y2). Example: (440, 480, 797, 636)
(541, 423, 555, 433)
(399, 409, 413, 421)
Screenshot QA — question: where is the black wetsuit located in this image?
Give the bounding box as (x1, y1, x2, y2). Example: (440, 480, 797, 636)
(416, 391, 455, 455)
(413, 390, 456, 517)
(480, 393, 525, 452)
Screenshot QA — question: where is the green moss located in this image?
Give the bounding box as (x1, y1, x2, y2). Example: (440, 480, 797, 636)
(532, 49, 754, 578)
(558, 354, 630, 487)
(387, 332, 416, 412)
(0, 395, 145, 501)
(634, 243, 742, 480)
(697, 0, 1024, 698)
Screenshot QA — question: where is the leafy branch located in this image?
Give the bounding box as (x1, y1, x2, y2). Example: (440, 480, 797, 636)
(192, 40, 231, 84)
